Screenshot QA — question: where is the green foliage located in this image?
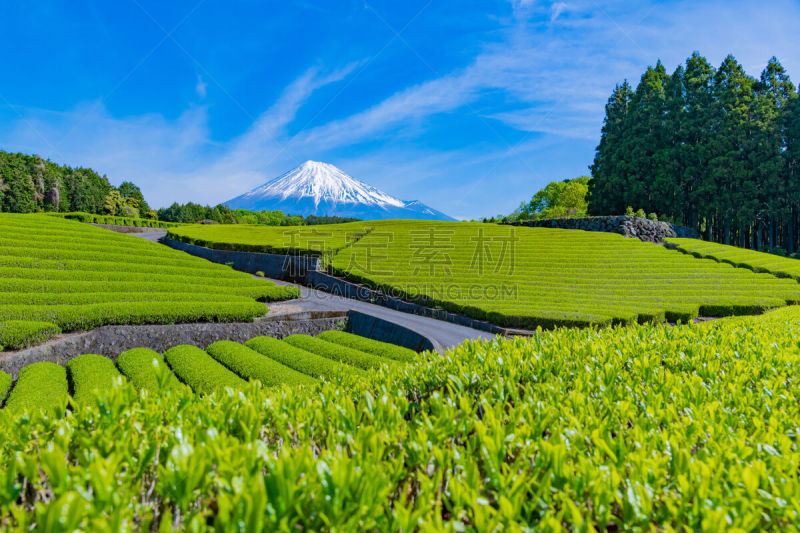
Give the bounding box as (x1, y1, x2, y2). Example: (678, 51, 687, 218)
(48, 211, 179, 228)
(0, 214, 300, 347)
(3, 361, 68, 414)
(168, 221, 369, 255)
(163, 345, 246, 394)
(0, 371, 10, 406)
(245, 336, 364, 380)
(669, 237, 800, 280)
(116, 348, 184, 392)
(159, 203, 359, 226)
(66, 354, 123, 404)
(1, 309, 800, 527)
(317, 330, 417, 362)
(172, 220, 800, 329)
(283, 334, 396, 370)
(0, 320, 60, 351)
(0, 150, 150, 217)
(590, 53, 800, 252)
(206, 340, 318, 387)
(511, 176, 590, 221)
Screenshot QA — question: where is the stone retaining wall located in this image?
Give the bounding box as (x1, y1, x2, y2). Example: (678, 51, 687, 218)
(347, 310, 437, 353)
(0, 312, 345, 377)
(508, 216, 699, 243)
(163, 239, 509, 335)
(165, 237, 319, 281)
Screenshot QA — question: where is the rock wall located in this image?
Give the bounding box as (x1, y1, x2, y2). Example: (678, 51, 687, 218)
(508, 216, 699, 243)
(0, 312, 345, 377)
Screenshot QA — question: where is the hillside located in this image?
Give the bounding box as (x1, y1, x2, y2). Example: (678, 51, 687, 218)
(0, 214, 299, 351)
(1, 306, 799, 529)
(168, 221, 800, 328)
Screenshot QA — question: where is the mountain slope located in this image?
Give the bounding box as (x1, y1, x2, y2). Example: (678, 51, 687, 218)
(224, 161, 456, 221)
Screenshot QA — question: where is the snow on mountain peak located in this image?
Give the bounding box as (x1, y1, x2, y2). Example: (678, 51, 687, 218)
(225, 160, 456, 221)
(241, 160, 405, 208)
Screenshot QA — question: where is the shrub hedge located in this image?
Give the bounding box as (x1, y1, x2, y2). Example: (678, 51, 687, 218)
(116, 348, 184, 392)
(2, 362, 68, 414)
(66, 354, 123, 404)
(3, 309, 800, 527)
(0, 214, 301, 349)
(317, 330, 417, 362)
(245, 336, 365, 380)
(169, 220, 800, 329)
(206, 341, 318, 387)
(0, 371, 11, 406)
(163, 345, 246, 394)
(0, 301, 267, 331)
(0, 320, 61, 351)
(283, 334, 396, 370)
(48, 212, 181, 228)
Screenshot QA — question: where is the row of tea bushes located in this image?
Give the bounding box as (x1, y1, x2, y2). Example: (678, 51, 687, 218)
(0, 331, 414, 412)
(169, 220, 800, 329)
(0, 309, 798, 528)
(0, 214, 300, 349)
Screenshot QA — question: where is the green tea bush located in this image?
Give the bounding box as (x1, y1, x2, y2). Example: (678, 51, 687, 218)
(283, 334, 396, 370)
(0, 301, 267, 331)
(163, 345, 246, 394)
(116, 348, 184, 392)
(0, 214, 301, 349)
(2, 308, 800, 528)
(66, 354, 123, 404)
(48, 211, 181, 228)
(206, 341, 318, 387)
(2, 361, 68, 414)
(245, 336, 364, 380)
(171, 220, 800, 329)
(317, 330, 417, 362)
(0, 371, 11, 406)
(0, 320, 60, 351)
(669, 237, 800, 280)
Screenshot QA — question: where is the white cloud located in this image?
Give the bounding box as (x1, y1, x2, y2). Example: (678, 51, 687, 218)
(550, 2, 567, 20)
(195, 75, 207, 99)
(1, 0, 799, 218)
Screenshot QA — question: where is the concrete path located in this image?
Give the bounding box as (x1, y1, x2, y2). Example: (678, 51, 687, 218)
(266, 280, 494, 352)
(131, 230, 167, 242)
(131, 229, 495, 351)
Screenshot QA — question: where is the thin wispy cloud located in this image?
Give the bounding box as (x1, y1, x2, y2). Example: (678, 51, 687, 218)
(0, 0, 798, 217)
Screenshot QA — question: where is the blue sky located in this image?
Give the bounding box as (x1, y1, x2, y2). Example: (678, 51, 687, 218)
(1, 1, 799, 219)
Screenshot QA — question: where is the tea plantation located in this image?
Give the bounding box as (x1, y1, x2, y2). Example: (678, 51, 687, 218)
(669, 237, 800, 280)
(0, 214, 300, 351)
(170, 221, 800, 328)
(1, 308, 799, 529)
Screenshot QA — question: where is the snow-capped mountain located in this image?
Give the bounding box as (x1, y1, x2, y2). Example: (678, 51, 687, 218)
(224, 161, 456, 221)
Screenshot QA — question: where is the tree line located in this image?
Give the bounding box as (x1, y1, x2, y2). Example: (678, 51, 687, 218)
(589, 53, 800, 253)
(0, 150, 152, 218)
(156, 202, 360, 226)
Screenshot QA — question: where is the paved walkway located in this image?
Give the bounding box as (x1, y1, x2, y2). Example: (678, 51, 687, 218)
(267, 281, 494, 352)
(132, 230, 495, 351)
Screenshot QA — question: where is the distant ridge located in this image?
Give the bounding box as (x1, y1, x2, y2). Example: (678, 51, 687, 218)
(224, 160, 456, 221)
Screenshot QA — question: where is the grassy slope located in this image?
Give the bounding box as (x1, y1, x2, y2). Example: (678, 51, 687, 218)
(170, 221, 800, 327)
(0, 307, 798, 529)
(0, 214, 300, 350)
(668, 237, 800, 279)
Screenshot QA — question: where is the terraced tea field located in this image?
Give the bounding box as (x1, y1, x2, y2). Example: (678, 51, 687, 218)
(0, 331, 413, 414)
(1, 306, 799, 529)
(170, 221, 800, 328)
(0, 214, 299, 351)
(668, 237, 800, 280)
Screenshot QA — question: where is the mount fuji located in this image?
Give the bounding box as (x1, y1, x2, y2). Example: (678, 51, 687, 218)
(224, 161, 456, 221)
